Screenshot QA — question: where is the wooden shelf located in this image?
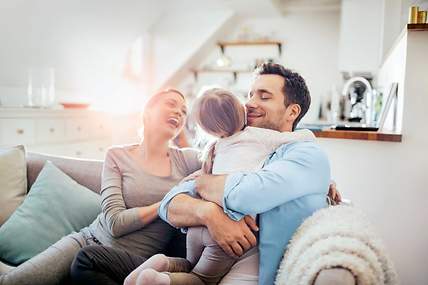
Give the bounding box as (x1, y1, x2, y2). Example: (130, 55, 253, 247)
(217, 40, 283, 56)
(407, 23, 428, 31)
(191, 68, 253, 81)
(217, 40, 282, 46)
(313, 129, 402, 142)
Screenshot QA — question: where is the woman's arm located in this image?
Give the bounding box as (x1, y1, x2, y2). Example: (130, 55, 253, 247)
(138, 202, 161, 225)
(101, 149, 158, 238)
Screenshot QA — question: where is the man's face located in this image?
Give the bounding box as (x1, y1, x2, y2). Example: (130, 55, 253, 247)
(246, 74, 293, 132)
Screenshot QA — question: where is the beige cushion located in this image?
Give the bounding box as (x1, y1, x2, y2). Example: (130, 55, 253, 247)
(0, 145, 27, 225)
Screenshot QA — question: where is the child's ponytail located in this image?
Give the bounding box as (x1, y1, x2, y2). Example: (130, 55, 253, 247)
(201, 142, 216, 174)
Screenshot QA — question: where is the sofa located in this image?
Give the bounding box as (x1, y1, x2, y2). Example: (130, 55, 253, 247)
(1, 152, 356, 284)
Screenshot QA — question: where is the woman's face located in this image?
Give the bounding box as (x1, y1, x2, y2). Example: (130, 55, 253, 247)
(144, 92, 187, 139)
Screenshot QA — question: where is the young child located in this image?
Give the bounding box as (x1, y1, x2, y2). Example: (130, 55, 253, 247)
(125, 87, 315, 285)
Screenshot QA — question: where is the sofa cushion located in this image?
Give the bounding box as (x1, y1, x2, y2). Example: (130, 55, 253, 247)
(0, 145, 27, 225)
(0, 161, 101, 265)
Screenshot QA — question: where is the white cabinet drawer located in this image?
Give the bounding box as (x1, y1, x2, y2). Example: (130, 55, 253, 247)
(90, 119, 110, 138)
(0, 119, 35, 146)
(65, 118, 89, 141)
(86, 114, 112, 139)
(35, 119, 65, 143)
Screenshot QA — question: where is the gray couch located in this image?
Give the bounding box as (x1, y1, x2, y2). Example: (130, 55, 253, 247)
(1, 152, 356, 284)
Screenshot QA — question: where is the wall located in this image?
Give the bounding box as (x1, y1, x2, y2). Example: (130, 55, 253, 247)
(319, 29, 428, 285)
(338, 0, 384, 74)
(0, 0, 165, 107)
(150, 8, 236, 92)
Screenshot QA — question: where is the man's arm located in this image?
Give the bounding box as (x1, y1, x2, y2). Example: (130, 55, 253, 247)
(166, 193, 212, 228)
(159, 181, 258, 257)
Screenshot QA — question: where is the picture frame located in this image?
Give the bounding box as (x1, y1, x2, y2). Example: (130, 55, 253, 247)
(377, 82, 398, 131)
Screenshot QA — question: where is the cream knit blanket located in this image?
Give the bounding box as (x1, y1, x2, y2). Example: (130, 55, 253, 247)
(275, 205, 398, 285)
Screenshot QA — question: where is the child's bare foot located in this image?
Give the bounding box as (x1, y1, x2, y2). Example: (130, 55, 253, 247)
(136, 269, 170, 285)
(141, 254, 171, 272)
(142, 254, 191, 273)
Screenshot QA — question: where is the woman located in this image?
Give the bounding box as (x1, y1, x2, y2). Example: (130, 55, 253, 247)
(0, 89, 201, 285)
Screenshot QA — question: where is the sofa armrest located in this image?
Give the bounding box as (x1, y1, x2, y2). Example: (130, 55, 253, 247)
(314, 268, 355, 285)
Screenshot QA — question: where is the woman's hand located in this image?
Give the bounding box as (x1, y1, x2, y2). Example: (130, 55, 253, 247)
(328, 181, 342, 205)
(138, 202, 161, 226)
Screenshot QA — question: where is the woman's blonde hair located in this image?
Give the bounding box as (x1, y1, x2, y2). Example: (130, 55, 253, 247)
(192, 87, 245, 173)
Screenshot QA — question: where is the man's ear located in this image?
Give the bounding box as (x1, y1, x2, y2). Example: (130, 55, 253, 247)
(287, 104, 301, 122)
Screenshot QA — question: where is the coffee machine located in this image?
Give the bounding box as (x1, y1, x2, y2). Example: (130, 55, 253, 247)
(341, 76, 374, 126)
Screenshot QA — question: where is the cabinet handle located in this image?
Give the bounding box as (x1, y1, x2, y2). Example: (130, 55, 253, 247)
(76, 151, 82, 156)
(77, 126, 82, 132)
(16, 129, 24, 135)
(49, 128, 55, 133)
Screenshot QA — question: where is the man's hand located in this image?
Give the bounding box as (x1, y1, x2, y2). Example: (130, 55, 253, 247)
(203, 203, 258, 258)
(328, 181, 342, 205)
(195, 174, 227, 206)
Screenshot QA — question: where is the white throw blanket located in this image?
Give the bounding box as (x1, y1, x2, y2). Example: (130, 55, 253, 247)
(275, 205, 398, 285)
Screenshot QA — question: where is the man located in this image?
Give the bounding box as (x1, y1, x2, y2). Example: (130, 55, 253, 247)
(70, 63, 334, 285)
(158, 62, 331, 284)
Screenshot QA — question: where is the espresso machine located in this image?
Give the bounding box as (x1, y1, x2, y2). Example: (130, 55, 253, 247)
(341, 76, 374, 126)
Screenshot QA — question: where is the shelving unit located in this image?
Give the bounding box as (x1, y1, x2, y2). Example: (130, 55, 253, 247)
(191, 39, 283, 83)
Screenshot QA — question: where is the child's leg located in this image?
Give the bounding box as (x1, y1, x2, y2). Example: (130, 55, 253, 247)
(129, 226, 209, 285)
(186, 227, 206, 266)
(130, 226, 237, 285)
(188, 227, 237, 285)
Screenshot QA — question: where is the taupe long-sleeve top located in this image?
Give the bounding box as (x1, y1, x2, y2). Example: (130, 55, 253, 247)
(85, 144, 201, 257)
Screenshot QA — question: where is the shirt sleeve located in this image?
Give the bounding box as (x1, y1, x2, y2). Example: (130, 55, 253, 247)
(158, 180, 198, 229)
(100, 148, 146, 238)
(222, 142, 330, 218)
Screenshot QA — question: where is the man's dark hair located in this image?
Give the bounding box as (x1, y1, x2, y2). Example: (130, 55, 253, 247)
(253, 62, 311, 130)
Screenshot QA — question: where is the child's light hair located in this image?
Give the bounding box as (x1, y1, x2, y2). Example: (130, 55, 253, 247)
(192, 87, 245, 137)
(192, 87, 246, 173)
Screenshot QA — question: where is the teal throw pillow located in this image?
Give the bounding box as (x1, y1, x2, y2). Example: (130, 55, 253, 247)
(0, 161, 101, 265)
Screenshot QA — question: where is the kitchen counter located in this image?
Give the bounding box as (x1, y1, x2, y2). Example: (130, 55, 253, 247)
(407, 23, 428, 31)
(313, 129, 402, 142)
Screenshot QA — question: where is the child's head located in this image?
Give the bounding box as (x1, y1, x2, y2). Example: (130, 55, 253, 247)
(193, 87, 246, 138)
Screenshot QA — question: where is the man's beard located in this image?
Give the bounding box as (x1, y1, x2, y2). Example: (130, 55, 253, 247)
(251, 119, 281, 131)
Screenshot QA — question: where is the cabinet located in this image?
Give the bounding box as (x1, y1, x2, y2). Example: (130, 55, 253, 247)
(0, 108, 114, 159)
(338, 0, 384, 74)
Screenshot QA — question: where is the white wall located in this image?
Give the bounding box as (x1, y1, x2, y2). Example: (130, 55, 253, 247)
(319, 29, 428, 285)
(338, 0, 384, 74)
(0, 0, 165, 107)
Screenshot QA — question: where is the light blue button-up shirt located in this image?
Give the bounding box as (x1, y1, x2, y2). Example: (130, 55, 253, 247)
(159, 141, 330, 285)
